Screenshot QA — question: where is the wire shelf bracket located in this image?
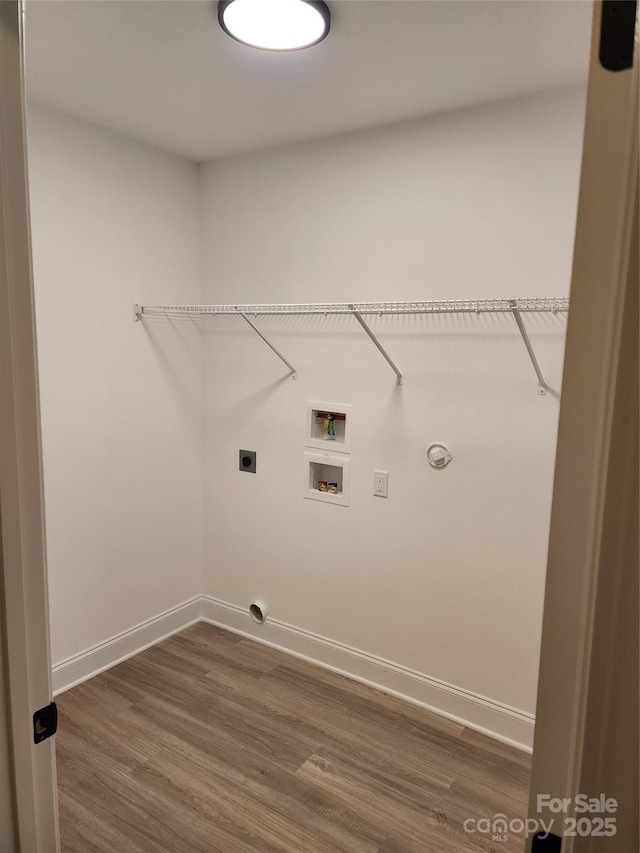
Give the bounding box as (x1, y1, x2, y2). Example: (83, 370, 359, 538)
(240, 313, 297, 380)
(510, 301, 548, 395)
(349, 304, 403, 385)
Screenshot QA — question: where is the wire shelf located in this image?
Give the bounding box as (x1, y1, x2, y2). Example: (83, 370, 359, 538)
(133, 297, 569, 392)
(135, 297, 569, 318)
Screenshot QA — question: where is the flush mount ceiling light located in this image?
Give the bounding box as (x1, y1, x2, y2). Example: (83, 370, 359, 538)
(218, 0, 330, 51)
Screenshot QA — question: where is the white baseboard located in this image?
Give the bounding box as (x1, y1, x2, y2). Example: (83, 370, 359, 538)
(201, 595, 535, 752)
(51, 596, 203, 695)
(51, 593, 534, 752)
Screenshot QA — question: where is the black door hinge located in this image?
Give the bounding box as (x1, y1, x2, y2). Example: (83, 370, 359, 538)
(599, 0, 637, 71)
(33, 702, 57, 744)
(532, 831, 562, 852)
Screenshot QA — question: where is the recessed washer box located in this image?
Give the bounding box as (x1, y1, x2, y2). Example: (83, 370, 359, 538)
(304, 451, 350, 507)
(306, 402, 352, 453)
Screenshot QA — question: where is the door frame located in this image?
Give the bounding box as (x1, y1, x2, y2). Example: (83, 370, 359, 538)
(527, 1, 638, 849)
(0, 1, 637, 851)
(0, 1, 59, 850)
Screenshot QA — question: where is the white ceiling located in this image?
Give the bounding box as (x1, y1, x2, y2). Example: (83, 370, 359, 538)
(25, 0, 592, 162)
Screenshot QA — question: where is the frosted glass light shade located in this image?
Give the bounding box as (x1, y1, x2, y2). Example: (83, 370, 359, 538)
(218, 0, 330, 51)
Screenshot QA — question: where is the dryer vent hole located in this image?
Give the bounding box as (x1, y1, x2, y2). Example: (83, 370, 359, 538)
(250, 603, 266, 623)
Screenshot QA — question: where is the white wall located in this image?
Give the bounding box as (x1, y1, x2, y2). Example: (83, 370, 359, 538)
(27, 104, 204, 667)
(199, 86, 586, 744)
(25, 85, 585, 748)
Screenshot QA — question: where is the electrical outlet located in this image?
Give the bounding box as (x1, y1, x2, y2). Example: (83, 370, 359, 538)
(374, 470, 388, 498)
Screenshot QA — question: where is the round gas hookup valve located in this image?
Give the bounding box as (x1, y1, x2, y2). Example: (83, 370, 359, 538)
(427, 443, 452, 470)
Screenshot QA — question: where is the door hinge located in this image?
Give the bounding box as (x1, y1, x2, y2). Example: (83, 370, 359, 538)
(33, 702, 57, 744)
(599, 0, 637, 71)
(532, 831, 562, 852)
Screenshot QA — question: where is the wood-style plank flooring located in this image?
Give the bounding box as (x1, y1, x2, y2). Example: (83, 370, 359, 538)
(56, 623, 531, 852)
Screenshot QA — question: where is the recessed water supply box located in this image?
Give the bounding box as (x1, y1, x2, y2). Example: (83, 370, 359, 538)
(304, 451, 350, 507)
(306, 402, 352, 453)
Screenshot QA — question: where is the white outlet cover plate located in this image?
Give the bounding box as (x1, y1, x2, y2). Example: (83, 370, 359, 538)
(373, 470, 388, 498)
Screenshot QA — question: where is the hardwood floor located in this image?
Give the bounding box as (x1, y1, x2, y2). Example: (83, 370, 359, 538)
(56, 623, 531, 852)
